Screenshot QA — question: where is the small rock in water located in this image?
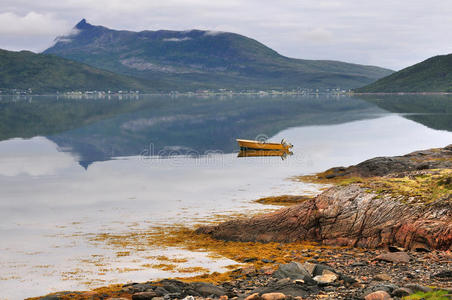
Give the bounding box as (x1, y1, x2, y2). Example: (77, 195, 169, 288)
(364, 290, 392, 300)
(374, 252, 410, 263)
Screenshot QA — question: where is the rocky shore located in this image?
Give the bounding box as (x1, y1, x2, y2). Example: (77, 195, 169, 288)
(32, 145, 452, 300)
(197, 145, 452, 251)
(34, 247, 452, 300)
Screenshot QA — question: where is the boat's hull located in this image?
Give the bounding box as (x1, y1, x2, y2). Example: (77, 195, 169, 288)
(236, 139, 291, 151)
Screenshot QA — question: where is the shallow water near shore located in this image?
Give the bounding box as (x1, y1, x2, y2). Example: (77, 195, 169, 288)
(1, 94, 452, 299)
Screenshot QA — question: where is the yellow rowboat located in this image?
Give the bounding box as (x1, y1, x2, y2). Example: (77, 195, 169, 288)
(236, 139, 293, 151)
(237, 150, 293, 158)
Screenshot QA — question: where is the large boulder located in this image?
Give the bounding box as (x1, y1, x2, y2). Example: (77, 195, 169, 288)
(272, 262, 312, 282)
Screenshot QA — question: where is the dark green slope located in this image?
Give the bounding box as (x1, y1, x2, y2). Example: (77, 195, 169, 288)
(44, 19, 393, 90)
(0, 49, 154, 93)
(355, 54, 452, 93)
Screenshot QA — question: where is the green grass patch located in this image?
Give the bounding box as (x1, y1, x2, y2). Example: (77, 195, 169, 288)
(404, 289, 451, 300)
(297, 169, 452, 205)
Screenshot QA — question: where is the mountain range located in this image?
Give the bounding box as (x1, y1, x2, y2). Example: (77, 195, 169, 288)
(356, 54, 452, 93)
(3, 19, 450, 93)
(41, 19, 393, 91)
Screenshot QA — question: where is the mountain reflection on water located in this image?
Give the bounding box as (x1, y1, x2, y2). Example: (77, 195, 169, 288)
(0, 93, 451, 167)
(358, 94, 452, 132)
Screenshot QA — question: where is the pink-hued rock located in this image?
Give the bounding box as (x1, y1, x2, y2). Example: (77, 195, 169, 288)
(364, 291, 392, 300)
(261, 292, 287, 300)
(196, 183, 452, 250)
(245, 293, 261, 300)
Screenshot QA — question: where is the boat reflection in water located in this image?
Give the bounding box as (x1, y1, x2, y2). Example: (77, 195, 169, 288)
(237, 149, 293, 160)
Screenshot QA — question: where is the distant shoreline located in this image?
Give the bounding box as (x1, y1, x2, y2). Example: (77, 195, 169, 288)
(2, 91, 451, 97)
(0, 91, 351, 97)
(352, 91, 452, 95)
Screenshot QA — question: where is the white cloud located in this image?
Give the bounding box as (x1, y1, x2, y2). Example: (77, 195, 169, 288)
(0, 137, 76, 176)
(303, 28, 334, 43)
(0, 0, 451, 69)
(204, 30, 225, 36)
(162, 37, 192, 42)
(53, 28, 80, 43)
(0, 12, 69, 36)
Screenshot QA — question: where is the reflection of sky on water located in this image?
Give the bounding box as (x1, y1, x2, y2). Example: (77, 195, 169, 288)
(1, 107, 452, 298)
(0, 137, 77, 176)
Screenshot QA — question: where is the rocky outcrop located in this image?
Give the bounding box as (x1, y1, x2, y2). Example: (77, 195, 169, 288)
(320, 144, 452, 179)
(197, 184, 452, 250)
(197, 145, 452, 251)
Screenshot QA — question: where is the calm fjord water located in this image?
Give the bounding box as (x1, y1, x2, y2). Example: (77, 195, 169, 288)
(0, 94, 451, 299)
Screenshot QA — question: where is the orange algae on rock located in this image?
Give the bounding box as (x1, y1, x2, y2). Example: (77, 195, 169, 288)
(89, 225, 327, 272)
(254, 195, 313, 206)
(25, 284, 127, 300)
(150, 263, 177, 271)
(176, 266, 210, 273)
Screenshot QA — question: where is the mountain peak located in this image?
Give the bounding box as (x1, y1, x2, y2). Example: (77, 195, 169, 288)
(75, 18, 91, 30)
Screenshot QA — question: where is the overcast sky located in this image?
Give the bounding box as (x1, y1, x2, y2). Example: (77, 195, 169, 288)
(1, 0, 451, 70)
